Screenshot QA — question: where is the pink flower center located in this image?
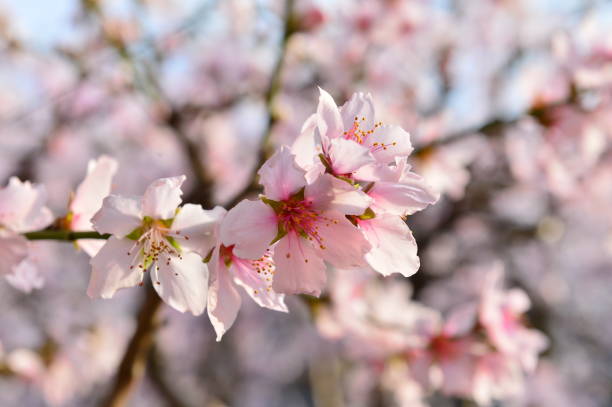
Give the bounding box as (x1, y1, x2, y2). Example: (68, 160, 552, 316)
(278, 199, 337, 248)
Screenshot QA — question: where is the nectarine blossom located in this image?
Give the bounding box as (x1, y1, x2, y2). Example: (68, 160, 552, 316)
(88, 176, 221, 315)
(221, 147, 371, 296)
(0, 178, 53, 290)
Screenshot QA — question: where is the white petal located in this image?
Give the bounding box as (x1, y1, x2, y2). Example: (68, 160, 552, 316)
(142, 176, 186, 220)
(368, 125, 414, 164)
(0, 177, 53, 232)
(91, 195, 142, 237)
(172, 204, 225, 257)
(316, 88, 343, 144)
(88, 237, 144, 298)
(231, 254, 288, 312)
(328, 137, 375, 175)
(70, 155, 118, 231)
(152, 251, 208, 315)
(207, 248, 242, 341)
(339, 92, 376, 132)
(360, 214, 420, 277)
(220, 199, 278, 260)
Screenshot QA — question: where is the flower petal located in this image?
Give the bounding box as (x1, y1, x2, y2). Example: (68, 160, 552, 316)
(207, 247, 242, 341)
(368, 125, 413, 164)
(232, 253, 288, 312)
(273, 231, 327, 296)
(307, 174, 372, 216)
(0, 177, 53, 232)
(142, 176, 186, 220)
(0, 234, 28, 275)
(369, 176, 439, 216)
(88, 237, 144, 298)
(171, 204, 225, 257)
(70, 155, 119, 231)
(339, 92, 376, 132)
(317, 88, 343, 145)
(152, 251, 208, 316)
(360, 214, 420, 277)
(328, 137, 375, 175)
(5, 257, 44, 293)
(258, 146, 307, 201)
(314, 211, 370, 268)
(220, 199, 278, 260)
(91, 195, 142, 237)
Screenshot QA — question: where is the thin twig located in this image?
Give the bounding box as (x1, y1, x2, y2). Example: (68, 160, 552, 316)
(23, 230, 109, 241)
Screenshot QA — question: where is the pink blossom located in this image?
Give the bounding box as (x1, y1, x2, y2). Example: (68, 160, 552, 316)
(88, 176, 222, 315)
(68, 155, 119, 256)
(479, 269, 549, 372)
(0, 177, 53, 290)
(221, 147, 371, 296)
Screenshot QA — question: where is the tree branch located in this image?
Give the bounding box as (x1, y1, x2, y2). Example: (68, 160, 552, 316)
(23, 230, 109, 241)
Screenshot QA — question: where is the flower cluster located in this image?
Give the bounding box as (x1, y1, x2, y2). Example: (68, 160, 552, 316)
(0, 90, 437, 341)
(318, 266, 548, 406)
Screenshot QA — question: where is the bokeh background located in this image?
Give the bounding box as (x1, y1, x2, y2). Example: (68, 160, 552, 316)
(0, 0, 611, 406)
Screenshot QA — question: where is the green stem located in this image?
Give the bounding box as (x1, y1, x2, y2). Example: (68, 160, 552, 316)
(23, 230, 110, 241)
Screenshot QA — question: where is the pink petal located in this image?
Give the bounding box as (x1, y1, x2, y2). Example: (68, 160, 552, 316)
(306, 174, 371, 215)
(88, 237, 144, 298)
(5, 257, 44, 293)
(91, 195, 142, 237)
(171, 204, 225, 257)
(152, 251, 208, 316)
(339, 92, 376, 132)
(0, 234, 28, 275)
(207, 248, 242, 341)
(142, 175, 186, 220)
(220, 199, 278, 260)
(273, 231, 327, 296)
(359, 214, 420, 277)
(70, 155, 118, 231)
(314, 211, 370, 268)
(368, 125, 413, 164)
(369, 175, 438, 216)
(231, 254, 288, 312)
(328, 137, 375, 175)
(0, 177, 53, 232)
(316, 88, 343, 145)
(258, 146, 307, 201)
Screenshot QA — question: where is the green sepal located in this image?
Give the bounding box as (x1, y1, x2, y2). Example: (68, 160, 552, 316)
(125, 226, 145, 241)
(270, 224, 288, 245)
(261, 196, 284, 214)
(318, 153, 333, 174)
(357, 207, 376, 220)
(142, 216, 154, 226)
(203, 248, 214, 263)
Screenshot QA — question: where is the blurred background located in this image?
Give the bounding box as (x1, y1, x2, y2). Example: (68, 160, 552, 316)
(0, 0, 611, 406)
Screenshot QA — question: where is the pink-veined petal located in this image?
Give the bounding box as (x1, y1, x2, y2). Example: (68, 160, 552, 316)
(152, 251, 208, 316)
(273, 231, 327, 296)
(258, 146, 307, 201)
(314, 211, 370, 268)
(91, 195, 142, 237)
(369, 176, 439, 217)
(220, 199, 278, 260)
(88, 237, 144, 299)
(142, 176, 186, 220)
(306, 174, 371, 216)
(207, 247, 242, 341)
(359, 214, 420, 277)
(171, 204, 225, 257)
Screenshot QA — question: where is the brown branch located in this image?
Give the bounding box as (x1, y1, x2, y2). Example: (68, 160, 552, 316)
(101, 284, 164, 407)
